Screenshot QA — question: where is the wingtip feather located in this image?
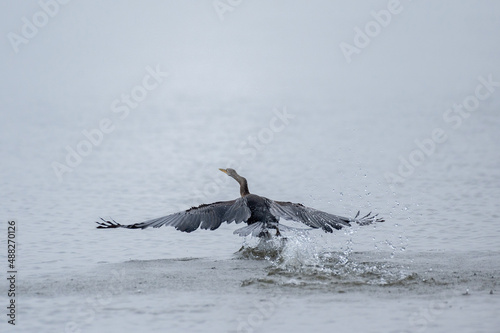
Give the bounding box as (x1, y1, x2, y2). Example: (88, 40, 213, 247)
(96, 217, 121, 229)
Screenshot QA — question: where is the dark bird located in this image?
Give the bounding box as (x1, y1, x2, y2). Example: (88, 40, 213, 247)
(96, 168, 384, 238)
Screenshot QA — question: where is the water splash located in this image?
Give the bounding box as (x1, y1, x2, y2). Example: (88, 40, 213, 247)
(236, 231, 417, 288)
(272, 232, 325, 272)
(235, 236, 288, 260)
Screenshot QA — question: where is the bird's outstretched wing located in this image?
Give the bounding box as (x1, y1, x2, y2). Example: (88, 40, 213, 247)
(96, 197, 251, 233)
(267, 199, 384, 233)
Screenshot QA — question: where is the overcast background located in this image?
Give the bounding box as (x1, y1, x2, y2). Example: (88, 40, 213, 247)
(2, 1, 499, 115)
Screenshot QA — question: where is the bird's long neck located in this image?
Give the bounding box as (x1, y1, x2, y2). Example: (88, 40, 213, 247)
(235, 175, 250, 197)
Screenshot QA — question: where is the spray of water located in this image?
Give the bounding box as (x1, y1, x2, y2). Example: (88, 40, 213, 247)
(236, 229, 415, 287)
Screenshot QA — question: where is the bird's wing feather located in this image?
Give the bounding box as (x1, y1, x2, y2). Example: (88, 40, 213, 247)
(267, 199, 383, 233)
(96, 197, 251, 232)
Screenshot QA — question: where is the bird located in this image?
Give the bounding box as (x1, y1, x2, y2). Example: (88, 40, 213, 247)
(96, 168, 384, 238)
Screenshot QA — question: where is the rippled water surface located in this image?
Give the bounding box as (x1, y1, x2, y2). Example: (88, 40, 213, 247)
(2, 97, 500, 333)
(2, 99, 500, 333)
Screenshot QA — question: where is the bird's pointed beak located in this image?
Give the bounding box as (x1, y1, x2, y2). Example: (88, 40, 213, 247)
(219, 168, 227, 174)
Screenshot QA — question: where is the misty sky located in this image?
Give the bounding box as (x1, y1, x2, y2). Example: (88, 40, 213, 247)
(1, 1, 499, 113)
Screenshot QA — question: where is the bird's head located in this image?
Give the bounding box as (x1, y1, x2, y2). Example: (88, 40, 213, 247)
(219, 168, 239, 179)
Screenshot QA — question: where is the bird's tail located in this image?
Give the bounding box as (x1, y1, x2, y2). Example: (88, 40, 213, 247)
(233, 222, 267, 237)
(233, 222, 311, 238)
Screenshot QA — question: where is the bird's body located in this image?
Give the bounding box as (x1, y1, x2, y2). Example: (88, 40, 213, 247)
(97, 168, 384, 237)
(245, 194, 278, 225)
(237, 194, 280, 237)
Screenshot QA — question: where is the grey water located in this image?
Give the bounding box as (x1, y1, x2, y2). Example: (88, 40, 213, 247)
(1, 1, 500, 333)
